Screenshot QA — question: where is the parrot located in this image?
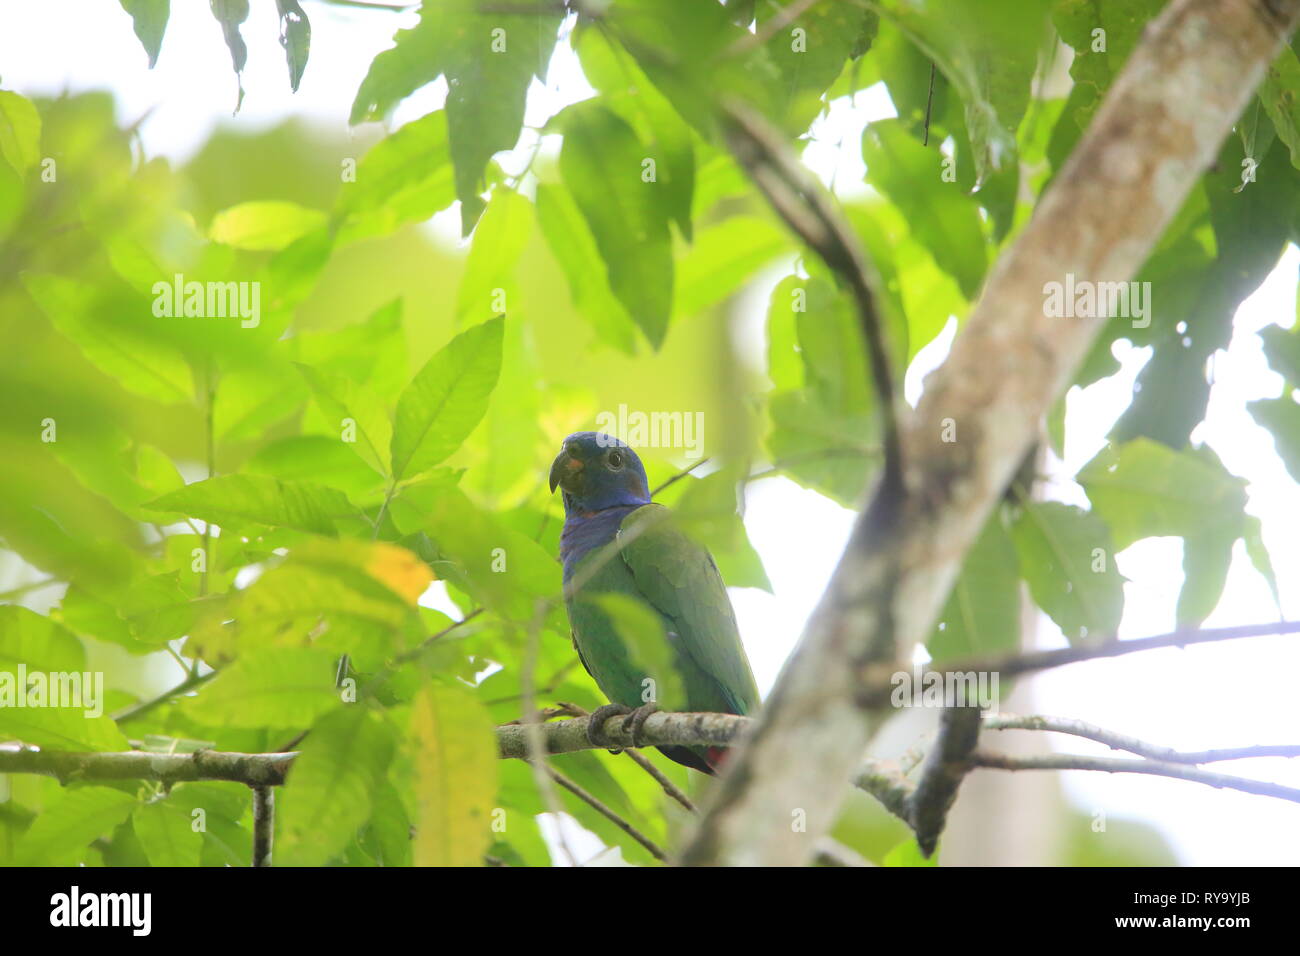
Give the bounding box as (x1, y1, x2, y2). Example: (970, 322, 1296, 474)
(549, 431, 759, 773)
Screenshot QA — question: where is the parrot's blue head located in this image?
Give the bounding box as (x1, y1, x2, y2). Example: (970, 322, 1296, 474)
(549, 432, 651, 516)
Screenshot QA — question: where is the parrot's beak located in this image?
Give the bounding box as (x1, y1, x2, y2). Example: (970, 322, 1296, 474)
(549, 448, 584, 493)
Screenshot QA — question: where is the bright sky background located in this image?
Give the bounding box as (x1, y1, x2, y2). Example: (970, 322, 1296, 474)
(2, 0, 1297, 865)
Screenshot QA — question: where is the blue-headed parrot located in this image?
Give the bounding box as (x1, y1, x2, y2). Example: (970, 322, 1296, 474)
(549, 432, 759, 773)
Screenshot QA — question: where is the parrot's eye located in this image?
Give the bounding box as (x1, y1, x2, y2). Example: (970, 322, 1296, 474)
(607, 450, 624, 470)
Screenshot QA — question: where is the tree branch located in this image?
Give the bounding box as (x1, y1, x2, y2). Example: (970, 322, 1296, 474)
(903, 704, 982, 857)
(7, 698, 1295, 861)
(539, 763, 667, 862)
(720, 99, 905, 497)
(252, 785, 274, 867)
(856, 620, 1300, 707)
(971, 751, 1300, 805)
(111, 669, 216, 725)
(0, 744, 296, 786)
(984, 714, 1300, 764)
(677, 0, 1300, 866)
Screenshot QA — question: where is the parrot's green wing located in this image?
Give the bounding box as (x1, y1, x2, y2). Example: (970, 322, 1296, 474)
(617, 504, 759, 715)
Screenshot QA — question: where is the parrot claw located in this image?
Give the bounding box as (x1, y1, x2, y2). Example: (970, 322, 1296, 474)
(587, 703, 632, 752)
(621, 702, 659, 748)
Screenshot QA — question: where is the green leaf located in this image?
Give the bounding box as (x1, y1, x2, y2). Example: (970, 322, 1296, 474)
(1243, 514, 1283, 613)
(878, 0, 1050, 183)
(1050, 0, 1165, 170)
(209, 0, 250, 109)
(534, 182, 638, 354)
(186, 646, 340, 728)
(297, 364, 392, 478)
(188, 539, 430, 665)
(0, 606, 86, 673)
(0, 704, 131, 753)
(119, 0, 170, 68)
(115, 573, 200, 646)
(390, 316, 504, 481)
(559, 102, 674, 349)
(290, 298, 407, 398)
(350, 0, 562, 233)
(674, 216, 788, 318)
(133, 797, 203, 867)
(279, 706, 396, 866)
(883, 836, 938, 867)
(16, 788, 138, 866)
(761, 0, 870, 131)
(575, 25, 695, 238)
(602, 0, 786, 136)
(210, 200, 327, 251)
(335, 110, 455, 243)
(0, 90, 41, 175)
(1258, 45, 1300, 170)
(390, 480, 558, 620)
(245, 435, 385, 496)
(276, 0, 311, 93)
(767, 389, 876, 506)
(862, 119, 986, 298)
(1112, 135, 1294, 447)
(410, 683, 498, 866)
(0, 608, 129, 751)
(668, 469, 772, 592)
(1079, 440, 1248, 550)
(930, 513, 1020, 660)
(1177, 524, 1235, 629)
(765, 277, 878, 505)
(146, 474, 357, 535)
(1010, 501, 1124, 642)
(1259, 323, 1300, 385)
(358, 780, 413, 866)
(456, 187, 531, 321)
(23, 273, 193, 404)
(1250, 396, 1300, 484)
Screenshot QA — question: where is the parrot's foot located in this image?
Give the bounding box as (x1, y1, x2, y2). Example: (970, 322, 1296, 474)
(587, 703, 633, 752)
(621, 702, 659, 748)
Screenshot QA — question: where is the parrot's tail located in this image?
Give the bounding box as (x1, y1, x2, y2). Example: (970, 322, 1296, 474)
(656, 744, 718, 775)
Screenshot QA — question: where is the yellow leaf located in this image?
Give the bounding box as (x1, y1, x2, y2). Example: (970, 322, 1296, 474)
(410, 684, 497, 866)
(366, 541, 434, 605)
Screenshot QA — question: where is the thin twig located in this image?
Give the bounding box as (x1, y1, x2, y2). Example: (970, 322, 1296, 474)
(389, 607, 485, 668)
(520, 601, 579, 866)
(922, 62, 936, 146)
(722, 0, 823, 58)
(621, 749, 697, 813)
(111, 670, 217, 724)
(813, 837, 876, 867)
(984, 714, 1300, 764)
(857, 620, 1300, 707)
(719, 100, 904, 498)
(972, 751, 1300, 804)
(252, 786, 274, 867)
(650, 457, 711, 497)
(540, 763, 667, 862)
